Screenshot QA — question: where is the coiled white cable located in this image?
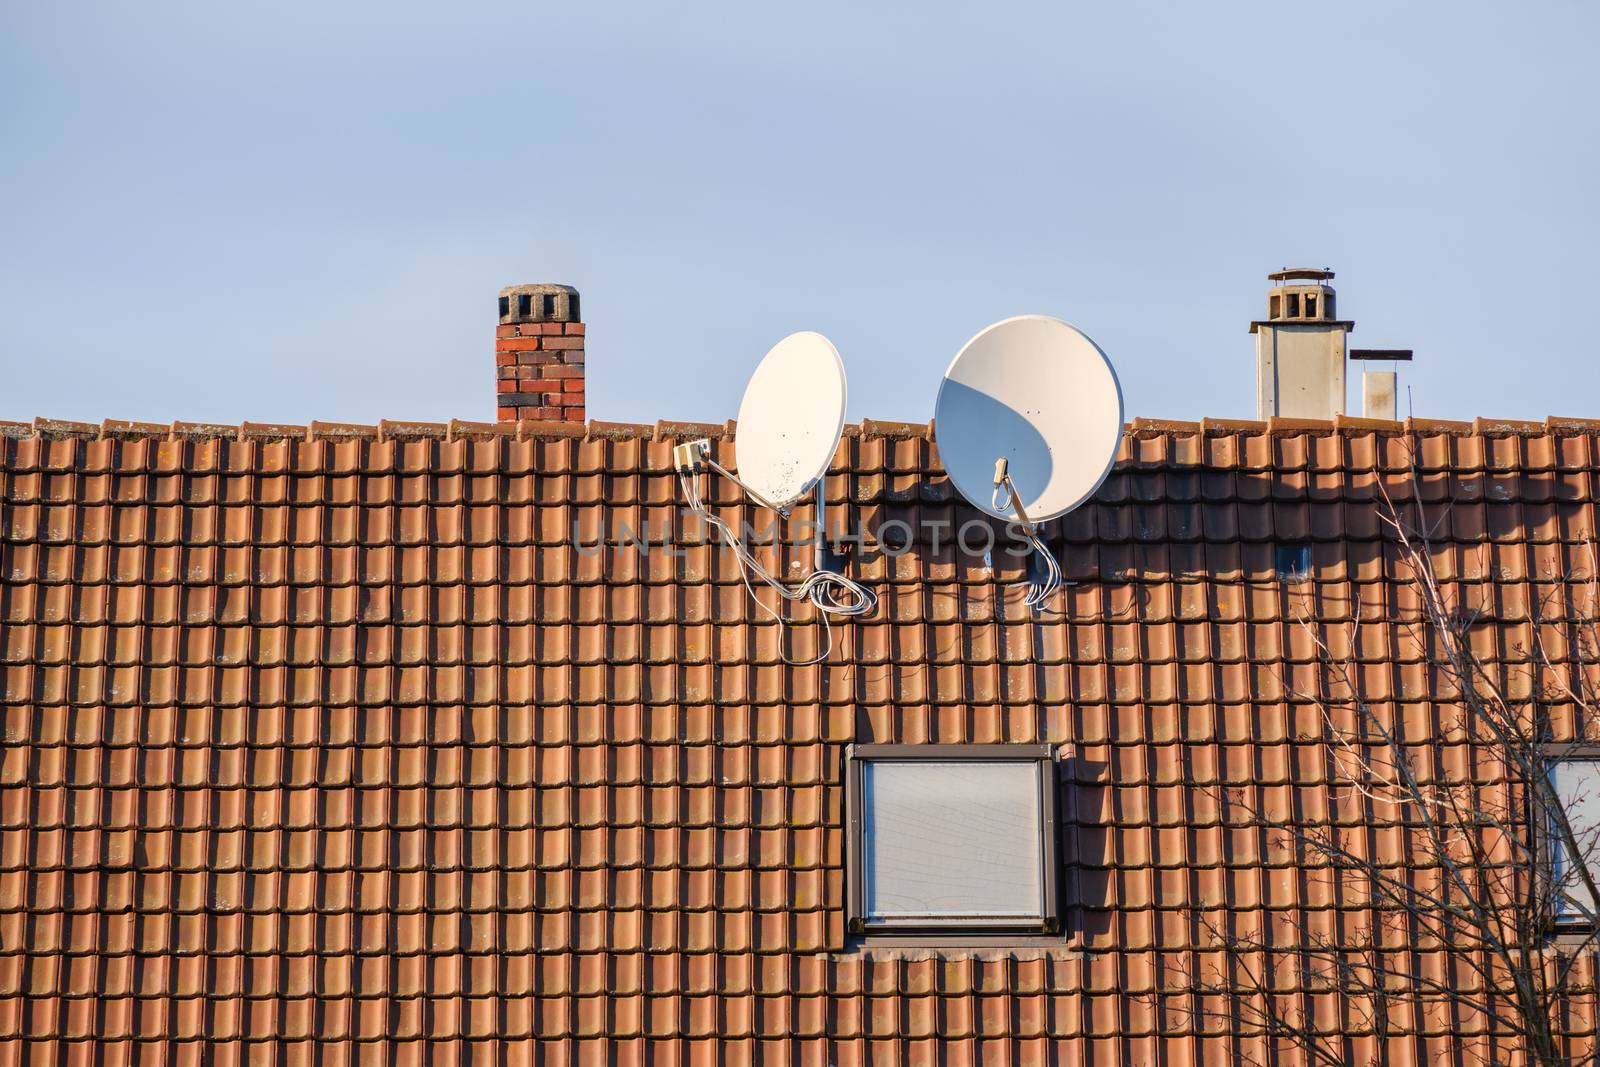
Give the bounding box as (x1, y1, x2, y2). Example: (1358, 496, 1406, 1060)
(680, 468, 877, 666)
(993, 480, 1064, 612)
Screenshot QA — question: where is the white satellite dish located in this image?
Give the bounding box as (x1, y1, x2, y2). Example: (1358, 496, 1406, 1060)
(933, 315, 1124, 608)
(935, 315, 1123, 522)
(734, 331, 848, 510)
(672, 330, 875, 662)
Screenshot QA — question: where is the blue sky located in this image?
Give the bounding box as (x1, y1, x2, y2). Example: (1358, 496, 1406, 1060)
(2, 3, 1596, 426)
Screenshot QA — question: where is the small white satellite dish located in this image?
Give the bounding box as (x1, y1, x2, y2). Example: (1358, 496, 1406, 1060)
(734, 331, 847, 510)
(933, 315, 1124, 609)
(671, 329, 874, 663)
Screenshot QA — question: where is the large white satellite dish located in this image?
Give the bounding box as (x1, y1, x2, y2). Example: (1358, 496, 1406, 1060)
(933, 315, 1124, 609)
(735, 331, 847, 511)
(934, 315, 1123, 523)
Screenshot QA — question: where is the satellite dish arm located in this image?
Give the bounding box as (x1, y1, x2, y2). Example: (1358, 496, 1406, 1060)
(991, 456, 1064, 612)
(991, 458, 1038, 539)
(673, 439, 788, 515)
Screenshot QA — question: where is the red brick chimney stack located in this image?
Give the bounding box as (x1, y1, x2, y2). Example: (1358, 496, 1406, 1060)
(496, 284, 585, 423)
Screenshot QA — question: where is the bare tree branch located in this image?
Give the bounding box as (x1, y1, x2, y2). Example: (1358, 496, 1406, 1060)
(1149, 459, 1600, 1066)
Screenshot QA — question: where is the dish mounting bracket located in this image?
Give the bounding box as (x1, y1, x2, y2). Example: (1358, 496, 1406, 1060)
(993, 457, 1066, 601)
(673, 438, 788, 515)
(813, 478, 850, 574)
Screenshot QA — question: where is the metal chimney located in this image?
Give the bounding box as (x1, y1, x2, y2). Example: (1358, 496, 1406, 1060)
(1251, 268, 1353, 420)
(1351, 348, 1414, 421)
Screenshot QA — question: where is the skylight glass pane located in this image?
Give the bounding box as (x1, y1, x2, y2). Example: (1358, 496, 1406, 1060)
(1552, 759, 1600, 919)
(862, 760, 1042, 922)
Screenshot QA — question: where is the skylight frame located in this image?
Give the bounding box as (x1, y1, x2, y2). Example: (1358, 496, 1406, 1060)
(1544, 747, 1600, 933)
(845, 743, 1062, 940)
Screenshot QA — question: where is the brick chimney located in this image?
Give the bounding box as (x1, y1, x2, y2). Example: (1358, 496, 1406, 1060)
(496, 284, 585, 422)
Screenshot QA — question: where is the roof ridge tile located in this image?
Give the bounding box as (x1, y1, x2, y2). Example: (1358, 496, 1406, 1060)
(587, 420, 654, 440)
(1405, 416, 1474, 433)
(1267, 416, 1338, 435)
(444, 419, 510, 441)
(170, 420, 238, 439)
(513, 418, 586, 440)
(101, 418, 170, 439)
(1334, 414, 1404, 432)
(1546, 415, 1600, 433)
(33, 417, 97, 439)
(309, 421, 380, 441)
(654, 420, 727, 441)
(240, 421, 309, 439)
(860, 419, 929, 440)
(377, 419, 448, 440)
(1200, 418, 1268, 435)
(1130, 418, 1200, 434)
(1474, 416, 1546, 436)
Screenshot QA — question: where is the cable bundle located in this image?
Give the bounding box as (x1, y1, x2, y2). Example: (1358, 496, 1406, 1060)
(680, 468, 877, 666)
(1018, 526, 1064, 611)
(993, 481, 1064, 612)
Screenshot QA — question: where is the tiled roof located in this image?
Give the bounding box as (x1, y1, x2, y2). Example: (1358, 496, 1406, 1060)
(3, 414, 1600, 1064)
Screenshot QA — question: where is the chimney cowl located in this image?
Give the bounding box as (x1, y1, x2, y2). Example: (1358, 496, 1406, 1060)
(499, 283, 580, 325)
(1256, 268, 1344, 327)
(1266, 267, 1335, 283)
